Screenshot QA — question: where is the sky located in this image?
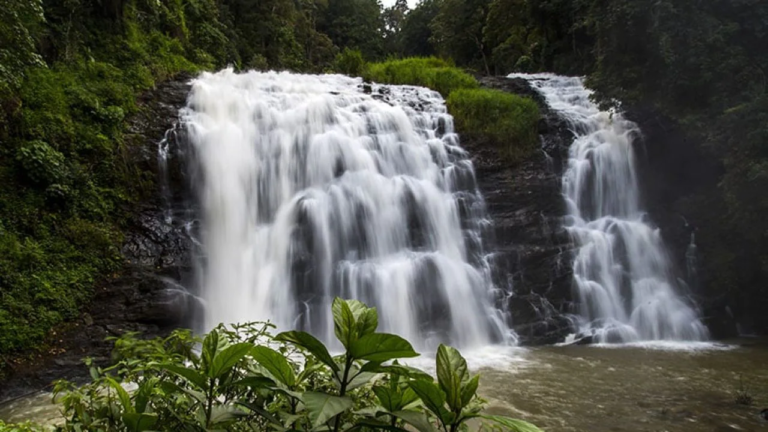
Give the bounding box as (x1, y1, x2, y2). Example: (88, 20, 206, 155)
(381, 0, 420, 8)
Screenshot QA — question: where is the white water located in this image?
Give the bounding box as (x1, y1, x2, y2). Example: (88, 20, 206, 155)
(182, 69, 511, 349)
(510, 73, 709, 343)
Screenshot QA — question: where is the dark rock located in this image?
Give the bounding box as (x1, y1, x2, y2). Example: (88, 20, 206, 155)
(623, 105, 765, 338)
(469, 76, 576, 345)
(362, 84, 372, 94)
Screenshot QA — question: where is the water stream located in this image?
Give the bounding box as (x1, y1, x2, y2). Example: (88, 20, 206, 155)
(510, 74, 709, 343)
(182, 70, 510, 349)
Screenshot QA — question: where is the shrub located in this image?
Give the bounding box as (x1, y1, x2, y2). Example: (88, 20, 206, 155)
(51, 298, 543, 432)
(447, 89, 540, 164)
(364, 57, 478, 97)
(16, 140, 68, 186)
(334, 48, 366, 76)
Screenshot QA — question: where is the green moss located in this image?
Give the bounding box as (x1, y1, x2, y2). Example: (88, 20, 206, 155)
(363, 57, 478, 97)
(446, 88, 540, 164)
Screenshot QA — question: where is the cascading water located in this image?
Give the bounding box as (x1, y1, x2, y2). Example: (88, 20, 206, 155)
(510, 73, 709, 343)
(181, 69, 511, 349)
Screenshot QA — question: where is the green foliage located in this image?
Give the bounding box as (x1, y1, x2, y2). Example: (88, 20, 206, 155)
(0, 420, 43, 432)
(397, 0, 440, 58)
(0, 0, 44, 99)
(447, 89, 540, 164)
(333, 48, 367, 77)
(429, 0, 492, 73)
(0, 0, 395, 361)
(364, 57, 478, 97)
(49, 299, 541, 432)
(319, 0, 386, 61)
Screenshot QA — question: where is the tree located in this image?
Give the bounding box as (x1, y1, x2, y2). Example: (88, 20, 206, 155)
(319, 0, 386, 60)
(383, 0, 409, 54)
(430, 0, 491, 73)
(399, 0, 440, 57)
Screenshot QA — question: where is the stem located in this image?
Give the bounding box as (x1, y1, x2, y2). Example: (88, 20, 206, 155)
(332, 356, 353, 432)
(206, 378, 215, 428)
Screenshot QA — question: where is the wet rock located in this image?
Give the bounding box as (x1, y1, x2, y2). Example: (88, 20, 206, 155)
(467, 76, 576, 345)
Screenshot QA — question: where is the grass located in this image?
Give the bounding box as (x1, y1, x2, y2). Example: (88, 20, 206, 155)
(363, 57, 478, 97)
(362, 57, 540, 164)
(447, 88, 540, 164)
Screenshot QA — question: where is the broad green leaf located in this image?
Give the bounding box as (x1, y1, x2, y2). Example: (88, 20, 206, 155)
(163, 363, 208, 390)
(349, 333, 419, 362)
(460, 374, 480, 406)
(360, 362, 433, 381)
(297, 358, 325, 384)
(210, 342, 252, 378)
(303, 391, 354, 427)
(209, 405, 248, 425)
(106, 377, 133, 413)
(251, 346, 296, 387)
(345, 299, 369, 320)
(348, 418, 410, 431)
(278, 411, 304, 428)
(346, 370, 379, 390)
(373, 386, 401, 411)
(436, 344, 468, 411)
(479, 415, 544, 432)
(356, 307, 379, 337)
(400, 386, 420, 408)
(275, 331, 340, 372)
(159, 381, 206, 404)
(237, 401, 286, 429)
(408, 380, 451, 425)
(134, 378, 157, 413)
(392, 410, 439, 432)
(227, 376, 275, 390)
(122, 413, 158, 432)
(202, 330, 222, 371)
(270, 386, 304, 400)
(332, 298, 359, 348)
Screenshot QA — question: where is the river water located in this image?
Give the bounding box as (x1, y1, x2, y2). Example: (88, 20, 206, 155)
(3, 341, 767, 430)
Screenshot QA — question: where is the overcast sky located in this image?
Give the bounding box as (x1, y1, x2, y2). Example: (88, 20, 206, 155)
(380, 0, 419, 8)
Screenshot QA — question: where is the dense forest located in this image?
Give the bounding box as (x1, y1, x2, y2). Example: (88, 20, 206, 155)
(1, 0, 767, 362)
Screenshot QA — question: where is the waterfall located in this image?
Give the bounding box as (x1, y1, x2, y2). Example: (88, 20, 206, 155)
(181, 69, 511, 349)
(510, 73, 709, 343)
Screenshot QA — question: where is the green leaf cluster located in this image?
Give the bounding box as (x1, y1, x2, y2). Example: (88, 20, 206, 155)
(46, 299, 542, 432)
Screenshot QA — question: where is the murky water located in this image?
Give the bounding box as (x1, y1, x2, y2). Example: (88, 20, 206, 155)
(2, 341, 767, 430)
(480, 340, 768, 431)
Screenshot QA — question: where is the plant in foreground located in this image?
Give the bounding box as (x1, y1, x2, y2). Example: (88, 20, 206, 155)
(50, 298, 541, 431)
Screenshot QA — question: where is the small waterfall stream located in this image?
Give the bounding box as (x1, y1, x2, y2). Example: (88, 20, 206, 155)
(182, 69, 511, 349)
(511, 73, 709, 343)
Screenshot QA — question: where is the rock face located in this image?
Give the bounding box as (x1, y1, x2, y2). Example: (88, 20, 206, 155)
(0, 76, 196, 402)
(469, 77, 576, 345)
